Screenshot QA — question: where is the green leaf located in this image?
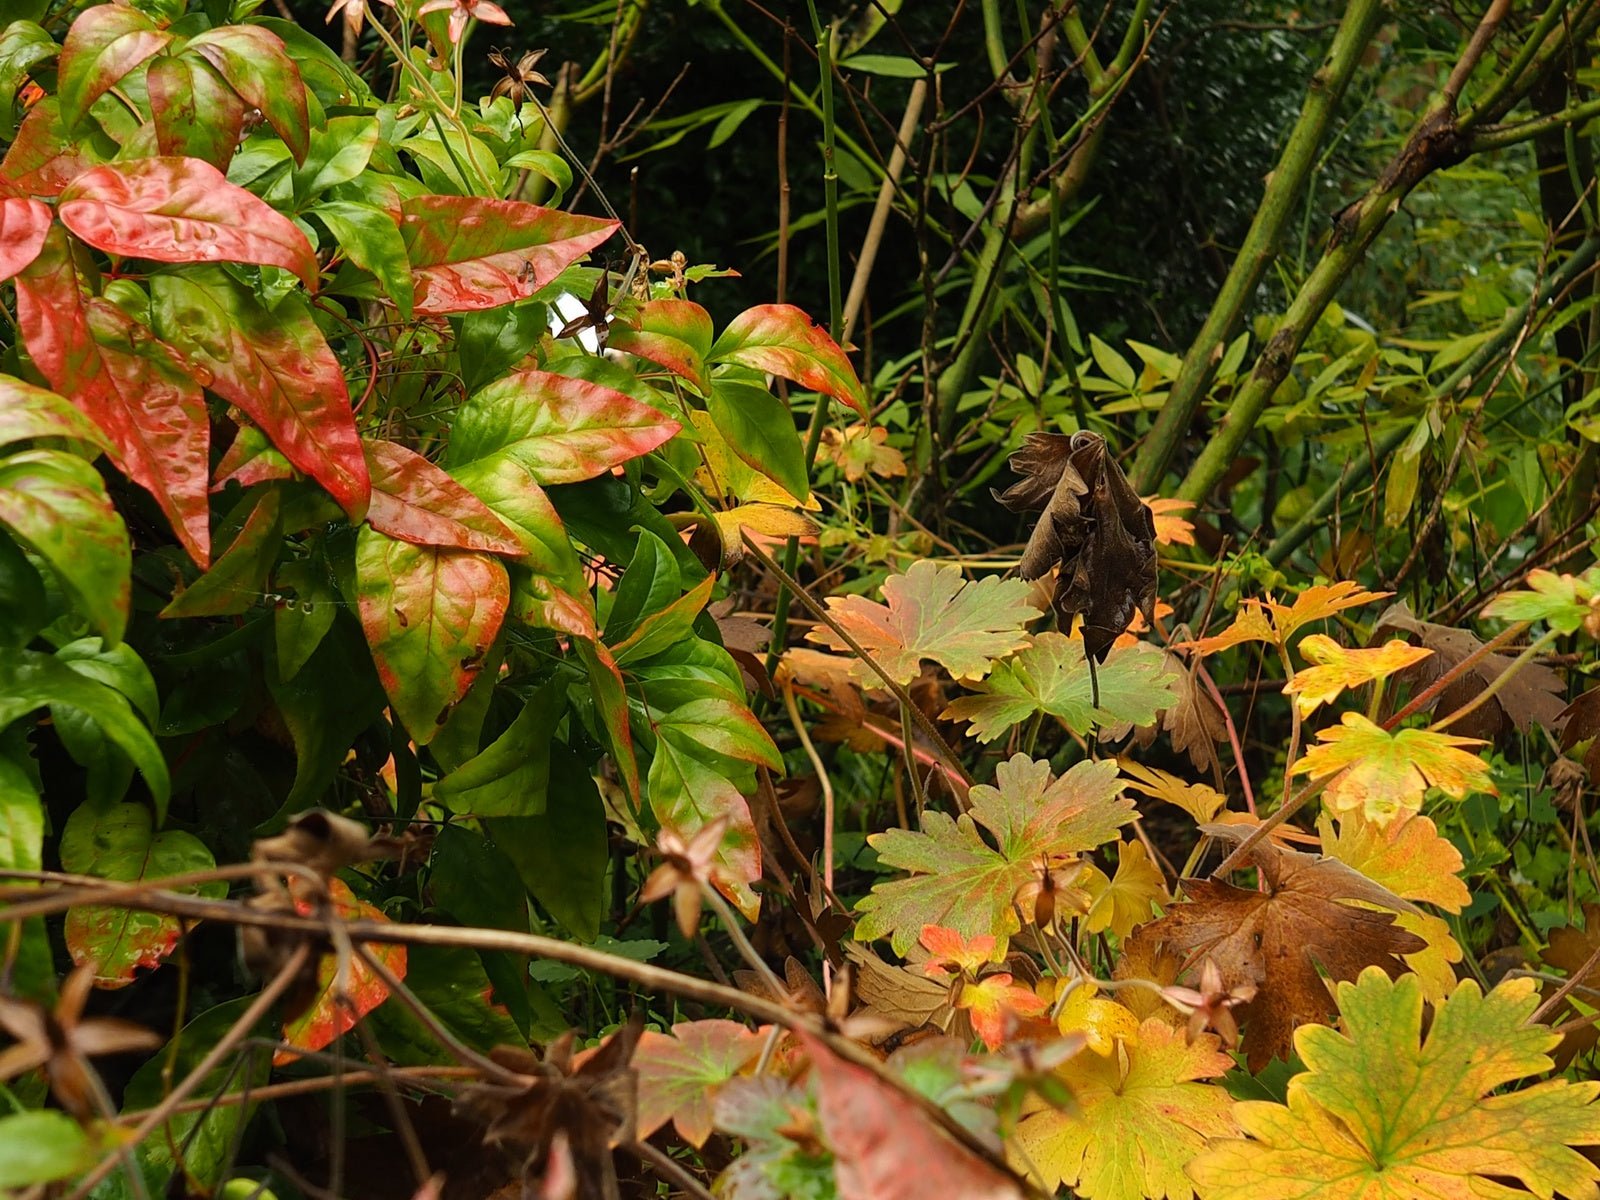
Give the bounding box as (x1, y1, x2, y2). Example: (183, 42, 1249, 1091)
(433, 683, 565, 816)
(706, 380, 809, 503)
(451, 301, 546, 394)
(603, 529, 682, 644)
(0, 1112, 94, 1188)
(429, 822, 531, 1031)
(489, 746, 608, 939)
(0, 372, 113, 454)
(1482, 567, 1600, 637)
(647, 737, 762, 920)
(0, 21, 58, 140)
(282, 114, 378, 205)
(0, 747, 50, 998)
(161, 487, 283, 618)
(370, 943, 523, 1059)
(311, 200, 415, 319)
(0, 534, 46, 650)
(838, 53, 951, 77)
(272, 556, 338, 683)
(856, 755, 1131, 954)
(611, 574, 714, 666)
(656, 697, 782, 774)
(708, 303, 866, 415)
(577, 637, 639, 802)
(363, 438, 522, 555)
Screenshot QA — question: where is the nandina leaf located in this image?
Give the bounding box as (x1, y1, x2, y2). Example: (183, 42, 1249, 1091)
(0, 196, 49, 281)
(0, 374, 113, 454)
(147, 53, 246, 170)
(1, 97, 105, 197)
(212, 425, 293, 492)
(806, 560, 1040, 686)
(609, 298, 713, 394)
(58, 158, 319, 288)
(1012, 1018, 1237, 1200)
(16, 229, 211, 564)
(795, 1028, 1026, 1200)
(577, 638, 638, 802)
(646, 738, 762, 920)
(1483, 566, 1600, 635)
(160, 488, 282, 618)
(150, 268, 368, 518)
(1116, 760, 1227, 824)
(1186, 970, 1600, 1200)
(856, 755, 1131, 955)
(445, 368, 680, 485)
(654, 696, 782, 772)
(57, 5, 171, 130)
(940, 633, 1176, 742)
(58, 802, 223, 988)
(276, 878, 406, 1063)
(1129, 834, 1424, 1070)
(1292, 711, 1495, 825)
(1183, 582, 1391, 656)
(706, 379, 811, 504)
(0, 22, 59, 143)
(185, 24, 309, 164)
(609, 575, 716, 666)
(708, 304, 867, 416)
(363, 439, 522, 555)
(353, 527, 508, 743)
(399, 195, 618, 314)
(633, 1019, 765, 1147)
(689, 408, 814, 510)
(1283, 634, 1433, 716)
(1083, 839, 1167, 938)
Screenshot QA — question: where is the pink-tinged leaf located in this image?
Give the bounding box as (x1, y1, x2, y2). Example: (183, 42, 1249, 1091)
(59, 157, 319, 288)
(57, 5, 173, 130)
(150, 267, 369, 519)
(795, 1029, 1026, 1200)
(186, 24, 309, 164)
(0, 197, 51, 281)
(1, 97, 105, 196)
(364, 438, 523, 555)
(213, 424, 294, 491)
(647, 741, 762, 920)
(446, 368, 680, 485)
(147, 53, 246, 170)
(709, 304, 867, 416)
(399, 195, 618, 315)
(0, 374, 114, 454)
(16, 226, 211, 564)
(609, 299, 714, 395)
(354, 526, 508, 743)
(58, 802, 223, 989)
(276, 879, 405, 1063)
(634, 1020, 765, 1147)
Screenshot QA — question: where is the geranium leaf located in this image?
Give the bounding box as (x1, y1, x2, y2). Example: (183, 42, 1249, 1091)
(634, 1019, 765, 1147)
(708, 303, 866, 415)
(1116, 760, 1227, 824)
(1187, 970, 1600, 1200)
(1292, 711, 1495, 825)
(1283, 634, 1433, 716)
(806, 560, 1041, 686)
(57, 5, 171, 130)
(185, 24, 309, 164)
(0, 196, 51, 282)
(1183, 582, 1390, 656)
(856, 755, 1131, 955)
(363, 438, 522, 555)
(609, 298, 713, 394)
(1482, 566, 1600, 637)
(1083, 839, 1167, 938)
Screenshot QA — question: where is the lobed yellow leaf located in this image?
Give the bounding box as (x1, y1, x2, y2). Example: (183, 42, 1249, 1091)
(1083, 840, 1168, 939)
(1292, 711, 1495, 825)
(1283, 635, 1433, 716)
(1118, 759, 1228, 824)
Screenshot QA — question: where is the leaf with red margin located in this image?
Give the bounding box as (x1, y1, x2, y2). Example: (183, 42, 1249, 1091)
(445, 368, 680, 485)
(16, 227, 211, 564)
(609, 298, 713, 394)
(59, 158, 319, 288)
(353, 526, 508, 743)
(577, 637, 638, 801)
(634, 1020, 765, 1147)
(399, 195, 618, 315)
(58, 802, 225, 989)
(147, 53, 245, 170)
(57, 5, 172, 130)
(364, 438, 523, 555)
(0, 197, 50, 281)
(150, 267, 368, 519)
(185, 24, 308, 164)
(709, 304, 867, 416)
(1, 97, 105, 196)
(212, 424, 293, 492)
(276, 878, 406, 1063)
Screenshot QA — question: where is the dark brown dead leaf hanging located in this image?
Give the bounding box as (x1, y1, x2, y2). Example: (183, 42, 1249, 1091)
(994, 431, 1158, 664)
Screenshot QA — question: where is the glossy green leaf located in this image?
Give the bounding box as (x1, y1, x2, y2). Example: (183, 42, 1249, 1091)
(0, 748, 50, 998)
(280, 114, 379, 206)
(0, 534, 47, 650)
(0, 20, 58, 140)
(433, 683, 565, 816)
(187, 23, 309, 163)
(430, 823, 529, 933)
(161, 487, 282, 618)
(0, 374, 112, 454)
(655, 696, 781, 774)
(369, 943, 523, 1059)
(272, 557, 339, 682)
(490, 746, 608, 939)
(451, 300, 546, 393)
(147, 52, 245, 169)
(603, 528, 682, 644)
(609, 298, 714, 394)
(0, 1112, 94, 1189)
(577, 637, 638, 802)
(610, 574, 714, 668)
(706, 379, 809, 502)
(57, 4, 171, 130)
(312, 200, 415, 318)
(708, 303, 867, 415)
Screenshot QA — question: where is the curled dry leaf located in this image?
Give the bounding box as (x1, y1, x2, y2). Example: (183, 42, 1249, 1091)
(1559, 687, 1600, 782)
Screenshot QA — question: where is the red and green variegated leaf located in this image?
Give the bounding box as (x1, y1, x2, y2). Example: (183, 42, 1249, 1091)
(609, 298, 713, 394)
(58, 802, 223, 988)
(186, 24, 308, 164)
(161, 488, 282, 618)
(0, 196, 50, 282)
(364, 438, 523, 555)
(17, 229, 211, 564)
(647, 741, 762, 920)
(655, 697, 783, 774)
(398, 195, 618, 315)
(1, 97, 105, 196)
(59, 158, 319, 288)
(150, 267, 368, 519)
(445, 368, 680, 485)
(0, 374, 113, 454)
(634, 1020, 765, 1147)
(709, 303, 866, 416)
(276, 878, 405, 1062)
(577, 637, 638, 802)
(147, 52, 245, 170)
(212, 424, 293, 492)
(353, 526, 508, 743)
(57, 5, 172, 131)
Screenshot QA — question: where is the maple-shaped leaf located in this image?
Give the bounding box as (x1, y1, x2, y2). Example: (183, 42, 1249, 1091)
(919, 925, 1004, 977)
(940, 634, 1176, 743)
(1283, 635, 1432, 716)
(1127, 650, 1229, 771)
(1083, 840, 1167, 938)
(1182, 582, 1389, 656)
(1013, 1018, 1237, 1200)
(844, 942, 958, 1035)
(807, 560, 1041, 686)
(1293, 711, 1495, 825)
(1541, 904, 1600, 1067)
(856, 756, 1131, 955)
(633, 1019, 764, 1147)
(1187, 969, 1600, 1200)
(1117, 760, 1227, 824)
(1483, 566, 1600, 637)
(1129, 832, 1425, 1070)
(1374, 600, 1569, 738)
(1145, 496, 1195, 546)
(960, 974, 1049, 1051)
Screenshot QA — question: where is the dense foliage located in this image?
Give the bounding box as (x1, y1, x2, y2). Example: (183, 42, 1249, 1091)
(1, 1, 1599, 1198)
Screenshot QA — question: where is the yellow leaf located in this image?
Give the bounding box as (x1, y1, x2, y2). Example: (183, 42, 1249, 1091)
(1118, 759, 1227, 824)
(690, 410, 819, 510)
(1292, 711, 1495, 824)
(1180, 582, 1390, 656)
(1283, 635, 1434, 716)
(714, 504, 817, 543)
(1083, 840, 1167, 938)
(820, 423, 906, 481)
(1048, 980, 1141, 1056)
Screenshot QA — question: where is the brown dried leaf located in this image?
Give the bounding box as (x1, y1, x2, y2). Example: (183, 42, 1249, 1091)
(1558, 688, 1600, 782)
(1540, 903, 1600, 1067)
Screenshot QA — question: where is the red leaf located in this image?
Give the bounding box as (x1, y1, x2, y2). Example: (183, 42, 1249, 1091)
(212, 424, 293, 491)
(17, 226, 211, 564)
(59, 157, 319, 288)
(709, 304, 867, 416)
(186, 25, 309, 164)
(364, 438, 523, 555)
(354, 527, 509, 742)
(147, 52, 246, 170)
(609, 298, 713, 394)
(57, 5, 172, 130)
(0, 196, 51, 281)
(276, 878, 406, 1063)
(1, 97, 104, 196)
(398, 195, 618, 315)
(151, 267, 369, 519)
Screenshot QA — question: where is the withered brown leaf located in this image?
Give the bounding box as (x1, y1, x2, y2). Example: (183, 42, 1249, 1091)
(1558, 687, 1600, 783)
(1540, 902, 1600, 1067)
(994, 431, 1157, 663)
(1126, 828, 1425, 1070)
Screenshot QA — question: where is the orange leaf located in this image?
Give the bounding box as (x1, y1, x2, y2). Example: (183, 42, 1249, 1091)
(1143, 496, 1194, 546)
(959, 974, 1049, 1050)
